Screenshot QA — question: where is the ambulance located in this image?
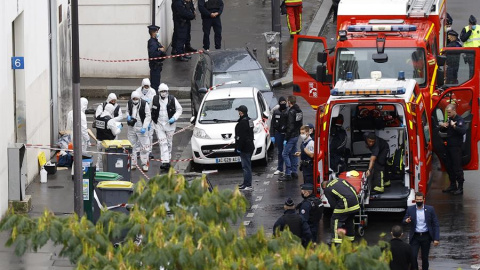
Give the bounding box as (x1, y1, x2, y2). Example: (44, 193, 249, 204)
(314, 66, 480, 213)
(293, 0, 447, 109)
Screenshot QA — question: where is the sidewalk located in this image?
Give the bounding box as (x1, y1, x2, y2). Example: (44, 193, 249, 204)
(1, 0, 333, 268)
(80, 0, 332, 98)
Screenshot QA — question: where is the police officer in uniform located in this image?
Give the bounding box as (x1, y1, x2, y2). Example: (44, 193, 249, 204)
(273, 197, 312, 247)
(270, 97, 288, 175)
(440, 104, 466, 195)
(298, 125, 314, 184)
(297, 183, 323, 243)
(198, 0, 224, 50)
(445, 30, 462, 84)
(460, 15, 480, 78)
(172, 0, 197, 55)
(235, 105, 255, 191)
(329, 114, 347, 173)
(322, 178, 359, 244)
(365, 132, 390, 194)
(147, 25, 167, 92)
(172, 0, 196, 62)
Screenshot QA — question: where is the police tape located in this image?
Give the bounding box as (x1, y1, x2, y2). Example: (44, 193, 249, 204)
(80, 51, 203, 63)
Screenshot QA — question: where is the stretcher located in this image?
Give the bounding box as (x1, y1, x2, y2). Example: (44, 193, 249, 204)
(337, 171, 369, 236)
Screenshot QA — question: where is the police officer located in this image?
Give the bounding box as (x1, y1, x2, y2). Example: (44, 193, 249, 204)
(279, 95, 303, 181)
(445, 30, 462, 84)
(147, 25, 167, 92)
(365, 132, 390, 194)
(126, 91, 152, 171)
(171, 0, 197, 55)
(440, 104, 466, 195)
(460, 15, 480, 78)
(297, 183, 323, 243)
(94, 104, 123, 171)
(235, 105, 255, 191)
(198, 0, 224, 50)
(270, 96, 288, 175)
(172, 0, 196, 62)
(151, 83, 183, 171)
(298, 125, 314, 184)
(329, 114, 347, 173)
(273, 197, 312, 247)
(322, 178, 359, 244)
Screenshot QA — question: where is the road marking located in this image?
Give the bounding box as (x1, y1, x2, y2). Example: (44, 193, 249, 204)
(251, 204, 259, 210)
(266, 174, 273, 179)
(255, 196, 263, 201)
(243, 221, 251, 226)
(263, 181, 270, 185)
(246, 213, 254, 218)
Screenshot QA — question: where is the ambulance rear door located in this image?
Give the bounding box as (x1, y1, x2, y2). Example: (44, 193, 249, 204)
(293, 36, 332, 108)
(431, 48, 480, 170)
(313, 102, 331, 196)
(412, 95, 433, 193)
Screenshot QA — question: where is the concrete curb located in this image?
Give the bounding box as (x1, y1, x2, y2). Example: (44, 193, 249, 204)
(173, 129, 193, 174)
(271, 0, 333, 88)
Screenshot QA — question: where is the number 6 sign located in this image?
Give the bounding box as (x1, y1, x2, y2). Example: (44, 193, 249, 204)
(11, 57, 24, 69)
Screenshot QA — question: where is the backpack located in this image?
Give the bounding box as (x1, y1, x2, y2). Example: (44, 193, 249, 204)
(58, 152, 73, 167)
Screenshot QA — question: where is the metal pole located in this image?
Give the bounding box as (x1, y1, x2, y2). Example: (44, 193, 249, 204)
(71, 0, 84, 217)
(272, 0, 281, 33)
(279, 40, 283, 76)
(152, 0, 156, 25)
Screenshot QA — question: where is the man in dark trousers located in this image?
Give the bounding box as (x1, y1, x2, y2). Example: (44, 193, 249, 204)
(322, 178, 359, 245)
(270, 97, 288, 176)
(403, 192, 440, 270)
(389, 225, 412, 270)
(446, 30, 462, 84)
(273, 197, 312, 247)
(279, 95, 303, 181)
(297, 183, 323, 243)
(198, 0, 223, 50)
(365, 132, 390, 194)
(298, 125, 314, 184)
(171, 0, 196, 55)
(235, 105, 254, 191)
(440, 104, 467, 195)
(147, 25, 167, 93)
(329, 114, 347, 173)
(172, 0, 196, 62)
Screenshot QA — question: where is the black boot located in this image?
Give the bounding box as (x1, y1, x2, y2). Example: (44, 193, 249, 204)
(453, 182, 463, 195)
(442, 183, 457, 193)
(185, 45, 197, 52)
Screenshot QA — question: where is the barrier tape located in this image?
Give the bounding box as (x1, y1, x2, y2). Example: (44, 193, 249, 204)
(80, 51, 203, 63)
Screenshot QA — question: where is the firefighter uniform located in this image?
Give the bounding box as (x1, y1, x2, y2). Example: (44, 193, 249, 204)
(285, 0, 302, 35)
(297, 183, 323, 243)
(323, 178, 360, 244)
(366, 135, 390, 193)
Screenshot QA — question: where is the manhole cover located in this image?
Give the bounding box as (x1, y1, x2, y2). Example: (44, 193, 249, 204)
(48, 186, 64, 189)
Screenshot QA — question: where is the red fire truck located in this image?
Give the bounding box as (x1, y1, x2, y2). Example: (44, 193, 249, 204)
(293, 0, 447, 110)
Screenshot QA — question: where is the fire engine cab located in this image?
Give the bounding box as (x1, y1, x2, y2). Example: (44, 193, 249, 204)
(293, 0, 447, 109)
(315, 69, 479, 215)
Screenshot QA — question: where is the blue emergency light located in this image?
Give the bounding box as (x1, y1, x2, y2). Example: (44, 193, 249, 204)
(331, 87, 406, 96)
(347, 25, 417, 32)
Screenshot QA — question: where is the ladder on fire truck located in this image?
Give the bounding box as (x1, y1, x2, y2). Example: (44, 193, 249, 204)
(407, 0, 436, 18)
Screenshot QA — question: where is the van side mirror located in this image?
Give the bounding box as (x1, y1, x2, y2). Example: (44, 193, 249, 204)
(190, 116, 196, 124)
(436, 55, 447, 67)
(317, 52, 328, 64)
(271, 81, 282, 88)
(316, 65, 332, 83)
(198, 87, 208, 94)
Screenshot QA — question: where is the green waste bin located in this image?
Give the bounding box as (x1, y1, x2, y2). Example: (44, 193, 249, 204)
(101, 140, 132, 181)
(93, 180, 133, 223)
(94, 172, 124, 183)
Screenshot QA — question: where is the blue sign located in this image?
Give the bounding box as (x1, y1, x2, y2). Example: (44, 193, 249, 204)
(11, 57, 24, 69)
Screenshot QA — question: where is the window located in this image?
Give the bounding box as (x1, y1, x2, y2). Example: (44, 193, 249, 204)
(199, 98, 258, 123)
(444, 50, 476, 85)
(257, 92, 266, 113)
(297, 39, 326, 77)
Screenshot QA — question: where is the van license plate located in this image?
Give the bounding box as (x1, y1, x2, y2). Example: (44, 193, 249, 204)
(216, 157, 241, 163)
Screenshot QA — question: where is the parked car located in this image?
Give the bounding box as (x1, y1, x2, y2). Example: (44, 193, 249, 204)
(190, 48, 280, 116)
(190, 86, 272, 165)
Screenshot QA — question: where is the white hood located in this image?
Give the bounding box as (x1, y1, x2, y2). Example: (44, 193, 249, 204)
(81, 98, 88, 113)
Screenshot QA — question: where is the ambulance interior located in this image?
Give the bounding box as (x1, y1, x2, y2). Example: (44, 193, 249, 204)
(329, 103, 410, 199)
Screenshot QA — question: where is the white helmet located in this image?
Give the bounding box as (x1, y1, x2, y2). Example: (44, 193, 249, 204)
(142, 78, 151, 87)
(159, 83, 169, 92)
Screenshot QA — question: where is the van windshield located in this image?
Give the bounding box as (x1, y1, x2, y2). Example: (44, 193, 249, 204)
(199, 98, 258, 124)
(335, 48, 426, 86)
(213, 70, 270, 92)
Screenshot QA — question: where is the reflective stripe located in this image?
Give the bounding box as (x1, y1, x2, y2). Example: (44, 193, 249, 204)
(464, 25, 480, 47)
(333, 219, 342, 243)
(333, 204, 360, 213)
(285, 0, 302, 3)
(346, 236, 355, 242)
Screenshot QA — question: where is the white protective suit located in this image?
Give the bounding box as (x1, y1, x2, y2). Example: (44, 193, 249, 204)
(126, 91, 152, 168)
(66, 97, 90, 153)
(153, 83, 183, 164)
(134, 78, 157, 155)
(95, 104, 122, 170)
(95, 93, 124, 123)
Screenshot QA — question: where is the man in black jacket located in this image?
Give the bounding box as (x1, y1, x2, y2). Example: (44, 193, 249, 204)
(273, 197, 312, 247)
(365, 132, 390, 194)
(440, 104, 467, 195)
(198, 0, 224, 50)
(147, 25, 167, 92)
(270, 97, 288, 175)
(389, 225, 412, 270)
(279, 96, 303, 181)
(172, 0, 196, 62)
(235, 105, 254, 190)
(297, 183, 323, 243)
